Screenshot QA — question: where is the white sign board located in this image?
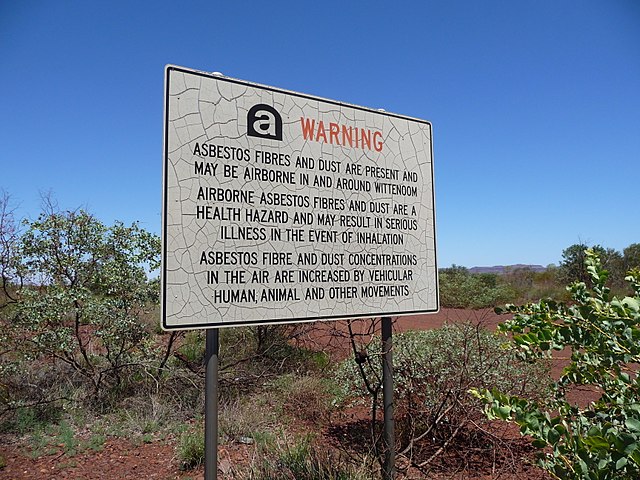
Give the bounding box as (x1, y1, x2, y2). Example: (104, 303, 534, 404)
(162, 65, 438, 330)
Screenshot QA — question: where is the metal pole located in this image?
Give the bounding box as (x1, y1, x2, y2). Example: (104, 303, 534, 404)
(382, 317, 395, 479)
(205, 328, 219, 480)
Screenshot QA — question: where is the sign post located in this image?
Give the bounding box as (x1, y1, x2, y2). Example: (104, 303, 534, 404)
(204, 329, 219, 480)
(162, 65, 438, 478)
(382, 317, 395, 479)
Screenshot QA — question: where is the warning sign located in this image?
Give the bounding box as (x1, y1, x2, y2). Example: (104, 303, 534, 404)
(162, 65, 438, 330)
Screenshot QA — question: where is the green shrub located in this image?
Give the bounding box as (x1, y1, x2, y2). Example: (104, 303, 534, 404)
(439, 267, 516, 308)
(335, 323, 549, 461)
(336, 323, 548, 406)
(6, 209, 161, 404)
(473, 250, 640, 479)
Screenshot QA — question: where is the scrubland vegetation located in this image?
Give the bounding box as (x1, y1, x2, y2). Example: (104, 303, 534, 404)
(1, 194, 639, 479)
(473, 252, 640, 480)
(440, 242, 640, 309)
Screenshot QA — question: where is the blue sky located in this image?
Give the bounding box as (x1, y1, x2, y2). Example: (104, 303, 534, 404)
(1, 1, 638, 268)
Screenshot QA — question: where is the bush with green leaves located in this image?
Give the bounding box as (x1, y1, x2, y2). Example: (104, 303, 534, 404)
(3, 208, 162, 405)
(472, 250, 640, 479)
(502, 265, 568, 303)
(335, 323, 549, 468)
(439, 266, 516, 308)
(559, 244, 626, 291)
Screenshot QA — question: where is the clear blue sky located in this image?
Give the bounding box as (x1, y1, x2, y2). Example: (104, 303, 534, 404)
(1, 1, 638, 268)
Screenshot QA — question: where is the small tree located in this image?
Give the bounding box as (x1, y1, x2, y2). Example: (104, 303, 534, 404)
(472, 250, 640, 479)
(0, 191, 20, 304)
(623, 243, 640, 275)
(0, 192, 22, 413)
(9, 208, 161, 400)
(559, 243, 624, 290)
(559, 243, 597, 285)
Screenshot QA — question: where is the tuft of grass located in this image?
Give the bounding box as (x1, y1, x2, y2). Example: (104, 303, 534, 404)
(249, 435, 373, 480)
(27, 429, 48, 459)
(177, 425, 205, 470)
(57, 421, 78, 455)
(178, 331, 205, 363)
(308, 350, 331, 370)
(87, 392, 191, 445)
(15, 406, 41, 434)
(20, 418, 108, 459)
(7, 404, 62, 435)
(251, 430, 278, 448)
(84, 433, 106, 452)
(280, 375, 333, 424)
(219, 398, 276, 444)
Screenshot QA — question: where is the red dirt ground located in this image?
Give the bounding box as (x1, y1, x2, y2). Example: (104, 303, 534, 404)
(0, 309, 590, 479)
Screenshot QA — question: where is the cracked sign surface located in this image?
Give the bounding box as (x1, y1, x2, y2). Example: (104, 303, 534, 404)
(162, 65, 438, 330)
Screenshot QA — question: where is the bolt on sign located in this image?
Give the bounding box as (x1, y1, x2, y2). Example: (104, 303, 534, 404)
(162, 65, 438, 330)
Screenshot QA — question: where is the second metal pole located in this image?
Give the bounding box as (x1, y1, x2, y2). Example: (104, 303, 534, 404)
(205, 328, 219, 480)
(382, 317, 395, 479)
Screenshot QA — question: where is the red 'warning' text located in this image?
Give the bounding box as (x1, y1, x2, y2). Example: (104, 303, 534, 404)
(300, 118, 383, 152)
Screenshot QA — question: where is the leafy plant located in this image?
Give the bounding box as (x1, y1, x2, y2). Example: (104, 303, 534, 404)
(335, 322, 549, 471)
(472, 250, 640, 479)
(559, 244, 625, 292)
(7, 208, 161, 402)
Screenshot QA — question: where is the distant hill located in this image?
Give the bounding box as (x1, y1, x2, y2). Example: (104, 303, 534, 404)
(468, 264, 547, 275)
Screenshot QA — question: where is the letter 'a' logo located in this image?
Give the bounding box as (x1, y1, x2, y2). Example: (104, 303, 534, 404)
(247, 104, 283, 141)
